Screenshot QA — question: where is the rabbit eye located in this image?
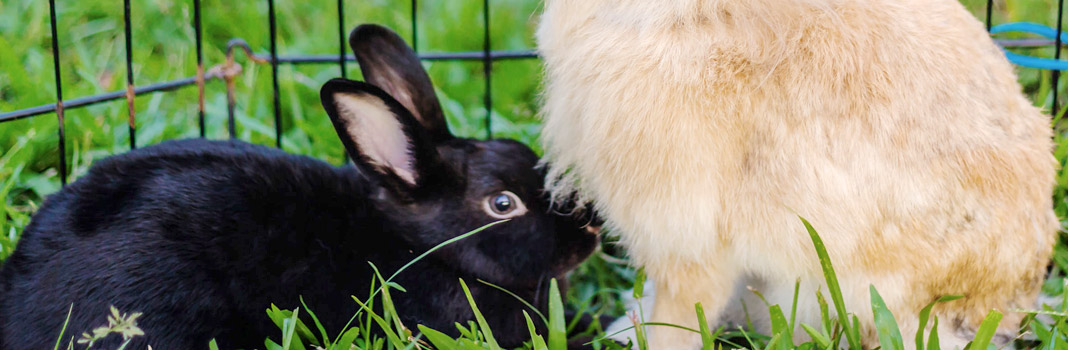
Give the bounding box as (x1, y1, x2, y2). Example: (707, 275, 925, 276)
(483, 191, 527, 219)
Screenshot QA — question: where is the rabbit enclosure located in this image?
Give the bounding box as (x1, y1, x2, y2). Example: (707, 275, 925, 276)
(2, 0, 1068, 349)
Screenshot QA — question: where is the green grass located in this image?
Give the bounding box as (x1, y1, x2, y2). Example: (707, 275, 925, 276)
(4, 0, 1068, 349)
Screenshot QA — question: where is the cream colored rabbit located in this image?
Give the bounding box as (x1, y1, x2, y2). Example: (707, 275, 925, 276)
(536, 0, 1058, 349)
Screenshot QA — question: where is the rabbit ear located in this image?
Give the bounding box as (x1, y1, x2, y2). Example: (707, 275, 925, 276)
(320, 78, 442, 190)
(349, 24, 452, 142)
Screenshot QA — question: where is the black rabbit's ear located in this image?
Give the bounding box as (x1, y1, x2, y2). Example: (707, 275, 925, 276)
(349, 24, 452, 142)
(320, 78, 441, 190)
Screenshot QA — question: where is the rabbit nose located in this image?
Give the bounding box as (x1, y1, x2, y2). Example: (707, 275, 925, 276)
(586, 213, 604, 235)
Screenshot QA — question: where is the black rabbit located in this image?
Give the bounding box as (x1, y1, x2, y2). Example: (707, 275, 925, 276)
(0, 24, 600, 350)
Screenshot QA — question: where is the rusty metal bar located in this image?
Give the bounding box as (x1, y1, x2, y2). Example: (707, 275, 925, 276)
(1, 78, 204, 123)
(124, 0, 137, 149)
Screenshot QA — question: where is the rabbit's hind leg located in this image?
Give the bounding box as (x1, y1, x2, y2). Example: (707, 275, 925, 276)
(646, 262, 741, 350)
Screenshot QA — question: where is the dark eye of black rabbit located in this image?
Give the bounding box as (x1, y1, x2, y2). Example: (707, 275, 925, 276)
(483, 191, 527, 219)
(492, 194, 512, 213)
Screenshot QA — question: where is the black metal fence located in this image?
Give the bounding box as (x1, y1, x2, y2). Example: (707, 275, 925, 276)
(0, 0, 1063, 187)
(0, 0, 536, 186)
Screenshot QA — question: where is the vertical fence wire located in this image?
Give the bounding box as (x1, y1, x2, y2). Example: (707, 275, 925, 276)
(411, 0, 418, 52)
(1054, 0, 1064, 115)
(482, 0, 492, 139)
(48, 0, 67, 186)
(268, 0, 282, 149)
(337, 0, 347, 79)
(985, 0, 993, 31)
(124, 0, 137, 149)
(194, 0, 206, 137)
(226, 70, 237, 138)
(338, 0, 349, 163)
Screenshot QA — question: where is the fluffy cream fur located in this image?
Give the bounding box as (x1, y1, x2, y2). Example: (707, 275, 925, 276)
(536, 0, 1058, 349)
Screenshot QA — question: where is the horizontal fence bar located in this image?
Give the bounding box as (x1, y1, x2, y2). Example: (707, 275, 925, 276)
(1, 77, 198, 123)
(280, 50, 537, 63)
(4, 36, 1059, 125)
(0, 49, 538, 124)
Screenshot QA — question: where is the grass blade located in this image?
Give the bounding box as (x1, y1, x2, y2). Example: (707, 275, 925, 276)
(816, 289, 832, 340)
(387, 221, 506, 283)
(478, 279, 548, 326)
(265, 339, 283, 350)
(458, 279, 503, 350)
(696, 303, 715, 350)
(742, 301, 760, 348)
(335, 327, 360, 350)
(281, 308, 306, 350)
(765, 333, 781, 350)
(633, 266, 651, 350)
(928, 317, 940, 350)
(633, 267, 646, 299)
(299, 296, 329, 347)
(801, 324, 831, 349)
(266, 305, 317, 348)
(800, 216, 861, 350)
(769, 304, 794, 350)
(739, 326, 761, 350)
(350, 296, 407, 349)
(593, 322, 704, 348)
(370, 263, 409, 341)
(869, 285, 904, 350)
(52, 304, 73, 350)
(417, 325, 460, 350)
(915, 295, 963, 350)
(548, 278, 567, 350)
(329, 222, 504, 349)
(850, 315, 862, 349)
(968, 310, 1003, 350)
(525, 311, 550, 350)
(790, 279, 801, 331)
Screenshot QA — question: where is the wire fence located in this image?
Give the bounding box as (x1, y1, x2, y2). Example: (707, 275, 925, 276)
(0, 0, 1063, 187)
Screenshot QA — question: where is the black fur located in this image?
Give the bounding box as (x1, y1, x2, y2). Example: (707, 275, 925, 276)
(0, 24, 599, 350)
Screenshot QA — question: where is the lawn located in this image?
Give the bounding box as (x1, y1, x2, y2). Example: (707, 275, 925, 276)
(1, 0, 1067, 349)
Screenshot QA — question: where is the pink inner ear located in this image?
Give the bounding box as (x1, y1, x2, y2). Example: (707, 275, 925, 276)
(377, 70, 422, 123)
(333, 93, 417, 185)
